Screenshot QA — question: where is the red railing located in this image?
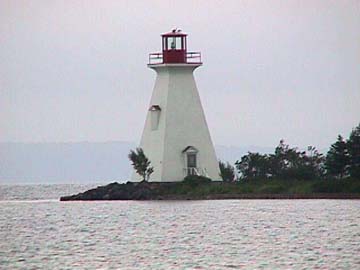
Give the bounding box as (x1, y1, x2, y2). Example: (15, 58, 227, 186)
(148, 52, 202, 65)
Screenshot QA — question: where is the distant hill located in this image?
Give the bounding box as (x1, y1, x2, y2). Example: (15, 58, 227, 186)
(0, 142, 274, 184)
(0, 142, 135, 184)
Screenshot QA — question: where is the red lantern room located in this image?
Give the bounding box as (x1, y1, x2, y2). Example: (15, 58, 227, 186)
(149, 29, 201, 65)
(161, 29, 187, 63)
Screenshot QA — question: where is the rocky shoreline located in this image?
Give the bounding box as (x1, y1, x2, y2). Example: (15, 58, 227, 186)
(60, 180, 360, 201)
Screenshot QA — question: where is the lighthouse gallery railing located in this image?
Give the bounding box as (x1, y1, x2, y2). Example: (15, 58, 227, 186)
(148, 52, 202, 65)
(183, 167, 209, 178)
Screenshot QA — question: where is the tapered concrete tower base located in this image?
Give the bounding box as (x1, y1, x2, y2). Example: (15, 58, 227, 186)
(131, 63, 220, 182)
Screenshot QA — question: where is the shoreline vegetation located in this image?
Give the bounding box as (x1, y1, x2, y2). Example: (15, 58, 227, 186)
(61, 123, 360, 201)
(60, 176, 360, 201)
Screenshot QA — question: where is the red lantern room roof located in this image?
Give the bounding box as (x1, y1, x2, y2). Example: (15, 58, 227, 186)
(161, 29, 187, 37)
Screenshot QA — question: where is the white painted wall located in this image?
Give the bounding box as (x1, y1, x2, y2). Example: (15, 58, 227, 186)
(131, 63, 220, 182)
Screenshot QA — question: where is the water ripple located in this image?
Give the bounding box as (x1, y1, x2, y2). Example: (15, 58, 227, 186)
(0, 187, 359, 269)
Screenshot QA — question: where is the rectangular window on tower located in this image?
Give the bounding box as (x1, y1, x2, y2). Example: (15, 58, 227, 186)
(149, 105, 161, 130)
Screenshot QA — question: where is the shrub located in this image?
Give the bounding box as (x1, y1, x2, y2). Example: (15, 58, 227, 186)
(183, 175, 212, 187)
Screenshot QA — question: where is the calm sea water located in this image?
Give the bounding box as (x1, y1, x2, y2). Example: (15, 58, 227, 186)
(0, 184, 359, 269)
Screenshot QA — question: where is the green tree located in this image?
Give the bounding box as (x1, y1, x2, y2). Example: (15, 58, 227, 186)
(219, 161, 235, 182)
(268, 140, 304, 179)
(269, 140, 325, 180)
(325, 135, 349, 179)
(301, 146, 326, 179)
(128, 148, 154, 181)
(270, 140, 296, 177)
(235, 152, 270, 180)
(347, 123, 360, 178)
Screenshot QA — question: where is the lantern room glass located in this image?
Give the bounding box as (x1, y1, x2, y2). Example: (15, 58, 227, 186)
(163, 36, 186, 51)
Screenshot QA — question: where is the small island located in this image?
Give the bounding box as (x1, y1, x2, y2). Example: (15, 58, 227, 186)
(61, 124, 360, 201)
(60, 176, 360, 201)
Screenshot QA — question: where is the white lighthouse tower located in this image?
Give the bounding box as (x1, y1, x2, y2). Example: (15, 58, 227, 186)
(132, 29, 220, 182)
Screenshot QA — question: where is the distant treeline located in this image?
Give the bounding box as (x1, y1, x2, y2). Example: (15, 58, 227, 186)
(219, 123, 360, 182)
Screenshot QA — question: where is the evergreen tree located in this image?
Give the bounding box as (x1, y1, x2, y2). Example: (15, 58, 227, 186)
(270, 140, 301, 178)
(219, 161, 236, 182)
(325, 135, 349, 178)
(128, 148, 154, 181)
(235, 152, 270, 179)
(347, 124, 360, 178)
(268, 140, 325, 180)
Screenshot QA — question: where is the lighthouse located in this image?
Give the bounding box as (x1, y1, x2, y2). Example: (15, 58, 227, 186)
(132, 29, 220, 182)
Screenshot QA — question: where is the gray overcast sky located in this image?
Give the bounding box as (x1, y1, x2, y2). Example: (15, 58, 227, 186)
(1, 0, 359, 149)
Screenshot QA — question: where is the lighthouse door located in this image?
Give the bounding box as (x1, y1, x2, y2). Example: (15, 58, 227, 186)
(182, 146, 199, 176)
(186, 153, 197, 176)
(187, 153, 196, 167)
